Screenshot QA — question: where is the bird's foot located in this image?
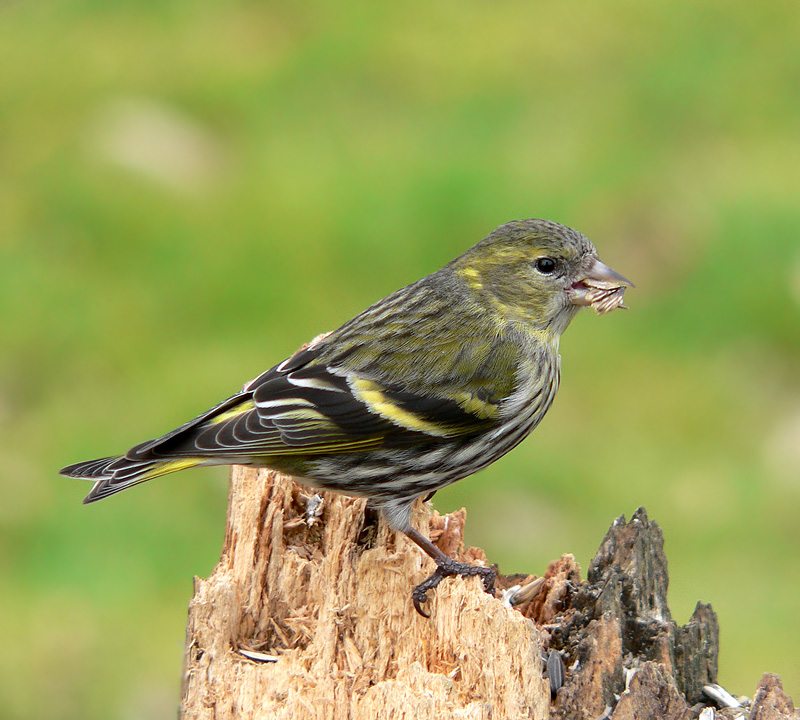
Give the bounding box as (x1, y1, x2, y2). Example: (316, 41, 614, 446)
(412, 557, 496, 617)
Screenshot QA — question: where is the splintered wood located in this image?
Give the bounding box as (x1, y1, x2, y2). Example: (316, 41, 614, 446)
(181, 466, 550, 719)
(181, 470, 799, 720)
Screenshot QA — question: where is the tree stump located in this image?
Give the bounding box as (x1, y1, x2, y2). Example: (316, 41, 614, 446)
(180, 467, 799, 720)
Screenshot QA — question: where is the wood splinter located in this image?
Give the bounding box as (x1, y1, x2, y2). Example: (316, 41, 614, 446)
(180, 467, 798, 720)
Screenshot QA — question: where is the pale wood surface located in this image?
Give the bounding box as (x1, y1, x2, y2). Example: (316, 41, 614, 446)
(180, 466, 550, 719)
(180, 467, 798, 720)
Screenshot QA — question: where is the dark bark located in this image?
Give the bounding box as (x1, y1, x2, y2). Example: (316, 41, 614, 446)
(180, 472, 797, 720)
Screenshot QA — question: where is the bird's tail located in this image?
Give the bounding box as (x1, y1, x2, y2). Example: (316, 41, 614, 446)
(60, 456, 203, 504)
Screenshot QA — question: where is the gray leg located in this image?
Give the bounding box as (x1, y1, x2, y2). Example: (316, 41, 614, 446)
(404, 526, 496, 617)
(380, 497, 495, 617)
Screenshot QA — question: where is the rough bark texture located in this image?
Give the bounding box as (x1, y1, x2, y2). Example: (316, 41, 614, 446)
(748, 675, 800, 720)
(547, 507, 720, 719)
(181, 466, 549, 719)
(180, 468, 798, 720)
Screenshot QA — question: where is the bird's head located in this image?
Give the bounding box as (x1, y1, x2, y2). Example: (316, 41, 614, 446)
(451, 219, 633, 337)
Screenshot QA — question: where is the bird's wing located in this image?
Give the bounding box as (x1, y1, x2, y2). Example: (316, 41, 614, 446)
(125, 339, 512, 462)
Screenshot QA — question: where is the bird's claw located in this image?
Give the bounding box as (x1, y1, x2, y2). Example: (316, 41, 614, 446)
(412, 586, 432, 618)
(412, 560, 496, 617)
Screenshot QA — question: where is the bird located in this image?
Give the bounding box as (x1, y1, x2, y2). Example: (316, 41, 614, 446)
(61, 218, 632, 616)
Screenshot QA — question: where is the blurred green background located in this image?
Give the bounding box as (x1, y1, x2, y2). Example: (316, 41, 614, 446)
(2, 0, 799, 716)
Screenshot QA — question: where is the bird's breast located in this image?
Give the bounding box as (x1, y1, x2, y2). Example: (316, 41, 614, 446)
(499, 348, 561, 430)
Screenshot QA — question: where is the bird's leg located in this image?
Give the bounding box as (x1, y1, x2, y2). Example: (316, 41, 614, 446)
(404, 526, 496, 617)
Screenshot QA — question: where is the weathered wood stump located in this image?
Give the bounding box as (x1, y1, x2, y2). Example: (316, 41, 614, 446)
(180, 466, 798, 720)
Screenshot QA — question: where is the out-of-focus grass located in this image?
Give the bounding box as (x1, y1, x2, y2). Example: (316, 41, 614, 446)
(2, 0, 799, 716)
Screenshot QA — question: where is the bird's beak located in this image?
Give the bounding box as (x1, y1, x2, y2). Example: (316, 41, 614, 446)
(569, 257, 634, 314)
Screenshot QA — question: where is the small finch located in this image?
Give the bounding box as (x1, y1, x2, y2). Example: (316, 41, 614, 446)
(61, 219, 632, 615)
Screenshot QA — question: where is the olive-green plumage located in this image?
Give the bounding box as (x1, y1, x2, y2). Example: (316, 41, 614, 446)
(61, 218, 631, 614)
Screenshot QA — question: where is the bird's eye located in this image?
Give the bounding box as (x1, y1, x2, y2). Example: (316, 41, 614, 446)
(534, 257, 557, 275)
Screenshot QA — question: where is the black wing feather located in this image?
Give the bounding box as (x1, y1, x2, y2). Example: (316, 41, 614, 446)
(120, 341, 500, 462)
